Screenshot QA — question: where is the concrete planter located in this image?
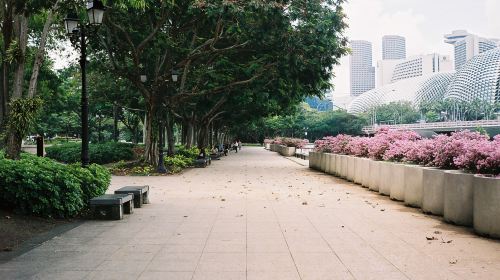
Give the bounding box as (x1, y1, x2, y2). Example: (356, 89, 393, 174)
(265, 143, 271, 150)
(327, 153, 336, 175)
(334, 154, 342, 177)
(359, 158, 371, 188)
(422, 168, 447, 216)
(404, 165, 424, 208)
(324, 153, 332, 174)
(340, 155, 348, 179)
(473, 175, 500, 238)
(279, 146, 296, 157)
(368, 160, 380, 191)
(378, 161, 392, 196)
(320, 153, 327, 172)
(308, 152, 317, 169)
(388, 163, 406, 201)
(444, 170, 474, 226)
(347, 156, 356, 182)
(353, 157, 364, 185)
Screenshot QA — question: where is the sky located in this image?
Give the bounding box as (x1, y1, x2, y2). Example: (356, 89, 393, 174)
(331, 0, 500, 97)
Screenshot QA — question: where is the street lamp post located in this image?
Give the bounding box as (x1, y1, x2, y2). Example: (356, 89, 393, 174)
(64, 0, 106, 167)
(156, 69, 180, 174)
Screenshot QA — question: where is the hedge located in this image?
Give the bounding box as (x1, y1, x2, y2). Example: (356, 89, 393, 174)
(0, 153, 110, 218)
(46, 142, 135, 164)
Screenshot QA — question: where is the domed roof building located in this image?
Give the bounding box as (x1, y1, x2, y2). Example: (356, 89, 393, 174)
(347, 73, 455, 114)
(444, 48, 500, 104)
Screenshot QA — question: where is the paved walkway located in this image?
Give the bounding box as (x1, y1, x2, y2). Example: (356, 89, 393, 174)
(1, 147, 499, 280)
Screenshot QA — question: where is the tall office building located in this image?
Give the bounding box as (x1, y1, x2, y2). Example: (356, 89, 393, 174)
(444, 30, 498, 70)
(382, 35, 406, 60)
(350, 40, 375, 97)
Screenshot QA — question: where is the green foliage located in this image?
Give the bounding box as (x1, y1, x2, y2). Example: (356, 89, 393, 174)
(164, 154, 194, 173)
(0, 153, 111, 218)
(7, 98, 44, 136)
(368, 101, 420, 125)
(0, 156, 71, 218)
(68, 163, 111, 204)
(175, 145, 200, 159)
(46, 142, 135, 164)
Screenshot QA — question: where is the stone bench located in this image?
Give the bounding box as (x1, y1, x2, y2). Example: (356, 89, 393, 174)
(90, 194, 134, 220)
(195, 158, 209, 168)
(114, 185, 150, 208)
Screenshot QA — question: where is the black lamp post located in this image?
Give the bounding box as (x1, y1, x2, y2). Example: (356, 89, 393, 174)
(64, 0, 106, 167)
(157, 69, 180, 173)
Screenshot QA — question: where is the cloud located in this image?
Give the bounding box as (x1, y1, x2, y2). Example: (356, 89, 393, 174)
(484, 0, 500, 38)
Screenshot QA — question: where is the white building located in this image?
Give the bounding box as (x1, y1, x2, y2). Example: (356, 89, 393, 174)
(390, 53, 453, 83)
(382, 35, 406, 60)
(376, 59, 403, 87)
(444, 30, 498, 70)
(350, 40, 375, 97)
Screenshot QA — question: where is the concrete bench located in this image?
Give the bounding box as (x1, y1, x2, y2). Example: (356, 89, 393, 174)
(90, 194, 134, 220)
(195, 158, 208, 168)
(114, 185, 150, 208)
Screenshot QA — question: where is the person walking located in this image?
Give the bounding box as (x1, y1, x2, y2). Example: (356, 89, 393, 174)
(238, 140, 242, 151)
(233, 140, 238, 153)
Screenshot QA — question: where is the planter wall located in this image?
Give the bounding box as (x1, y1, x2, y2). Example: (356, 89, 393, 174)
(389, 163, 405, 201)
(368, 160, 380, 191)
(265, 143, 271, 150)
(473, 175, 500, 238)
(320, 153, 327, 172)
(324, 153, 332, 174)
(444, 170, 474, 226)
(334, 154, 341, 177)
(404, 165, 424, 208)
(360, 158, 370, 188)
(347, 156, 356, 182)
(279, 146, 296, 157)
(340, 155, 348, 179)
(327, 153, 336, 175)
(353, 157, 364, 185)
(378, 161, 392, 196)
(308, 152, 317, 169)
(422, 168, 446, 216)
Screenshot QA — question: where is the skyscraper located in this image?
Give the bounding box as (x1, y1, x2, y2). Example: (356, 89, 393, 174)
(350, 40, 375, 97)
(444, 30, 498, 70)
(382, 35, 406, 60)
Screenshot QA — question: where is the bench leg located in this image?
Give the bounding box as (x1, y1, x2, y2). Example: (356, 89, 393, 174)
(142, 192, 149, 204)
(123, 200, 134, 214)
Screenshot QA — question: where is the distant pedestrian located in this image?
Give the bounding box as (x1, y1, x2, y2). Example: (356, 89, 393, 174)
(238, 140, 242, 150)
(233, 140, 238, 153)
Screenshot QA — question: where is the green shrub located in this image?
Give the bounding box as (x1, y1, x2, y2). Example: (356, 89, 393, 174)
(46, 142, 135, 164)
(175, 145, 199, 160)
(0, 154, 111, 218)
(164, 154, 194, 173)
(68, 163, 111, 203)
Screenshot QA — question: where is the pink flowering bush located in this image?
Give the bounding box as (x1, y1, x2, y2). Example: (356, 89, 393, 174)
(281, 137, 309, 148)
(314, 135, 352, 153)
(347, 137, 370, 157)
(313, 129, 499, 175)
(367, 127, 421, 160)
(404, 139, 435, 165)
(431, 130, 489, 169)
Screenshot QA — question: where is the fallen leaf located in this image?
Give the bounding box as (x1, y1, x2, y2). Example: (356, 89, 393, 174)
(302, 201, 308, 205)
(380, 209, 385, 212)
(426, 236, 438, 240)
(449, 259, 458, 264)
(434, 231, 442, 234)
(221, 198, 226, 202)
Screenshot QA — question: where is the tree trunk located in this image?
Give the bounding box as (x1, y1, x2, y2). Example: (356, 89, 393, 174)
(143, 105, 158, 166)
(186, 122, 194, 149)
(28, 1, 59, 98)
(113, 104, 119, 142)
(6, 130, 22, 160)
(12, 14, 28, 100)
(166, 114, 175, 156)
